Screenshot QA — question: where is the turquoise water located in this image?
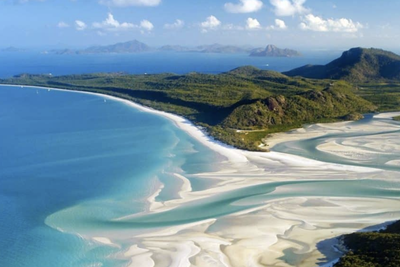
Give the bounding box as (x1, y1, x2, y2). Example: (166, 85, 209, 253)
(272, 114, 400, 171)
(47, 179, 400, 233)
(0, 85, 221, 267)
(1, 85, 400, 266)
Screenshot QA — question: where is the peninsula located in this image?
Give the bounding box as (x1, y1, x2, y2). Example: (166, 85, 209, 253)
(4, 47, 400, 150)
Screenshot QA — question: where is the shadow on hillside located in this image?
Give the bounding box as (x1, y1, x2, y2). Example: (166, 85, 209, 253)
(315, 220, 395, 266)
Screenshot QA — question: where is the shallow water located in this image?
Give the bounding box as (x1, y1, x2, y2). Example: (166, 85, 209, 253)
(0, 85, 221, 267)
(1, 85, 400, 267)
(272, 114, 400, 171)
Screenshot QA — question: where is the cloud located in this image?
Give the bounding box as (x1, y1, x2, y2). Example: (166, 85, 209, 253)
(274, 19, 287, 29)
(140, 20, 154, 31)
(224, 0, 263, 13)
(299, 14, 363, 32)
(99, 0, 161, 7)
(201, 16, 221, 32)
(267, 19, 287, 30)
(91, 13, 154, 33)
(269, 0, 309, 16)
(57, 21, 70, 28)
(246, 18, 261, 29)
(93, 13, 135, 30)
(164, 19, 184, 30)
(75, 20, 87, 31)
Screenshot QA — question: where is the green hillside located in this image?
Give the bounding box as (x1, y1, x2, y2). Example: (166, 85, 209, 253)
(284, 47, 400, 82)
(335, 221, 400, 267)
(1, 67, 376, 150)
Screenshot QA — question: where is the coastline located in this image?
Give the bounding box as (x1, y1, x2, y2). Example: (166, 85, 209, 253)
(3, 84, 400, 267)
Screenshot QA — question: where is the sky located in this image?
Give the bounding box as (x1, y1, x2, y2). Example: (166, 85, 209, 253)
(0, 0, 399, 50)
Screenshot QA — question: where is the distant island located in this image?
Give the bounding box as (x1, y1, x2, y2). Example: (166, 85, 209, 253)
(52, 40, 300, 57)
(1, 46, 26, 52)
(250, 44, 301, 57)
(284, 47, 400, 82)
(54, 40, 153, 55)
(160, 43, 252, 54)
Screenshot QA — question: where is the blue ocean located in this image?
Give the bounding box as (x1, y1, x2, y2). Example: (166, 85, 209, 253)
(0, 50, 340, 78)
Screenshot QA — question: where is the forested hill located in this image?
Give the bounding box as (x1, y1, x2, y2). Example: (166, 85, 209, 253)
(2, 66, 377, 150)
(334, 220, 400, 267)
(284, 47, 400, 82)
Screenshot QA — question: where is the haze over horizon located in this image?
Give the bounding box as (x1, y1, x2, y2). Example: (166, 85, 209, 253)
(0, 0, 399, 51)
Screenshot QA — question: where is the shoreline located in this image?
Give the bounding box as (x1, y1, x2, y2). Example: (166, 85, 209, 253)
(3, 84, 400, 267)
(0, 83, 247, 163)
(1, 83, 385, 170)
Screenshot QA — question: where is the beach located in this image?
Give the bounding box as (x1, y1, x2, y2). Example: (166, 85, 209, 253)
(7, 85, 400, 267)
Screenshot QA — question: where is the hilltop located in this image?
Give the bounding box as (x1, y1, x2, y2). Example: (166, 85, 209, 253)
(3, 66, 376, 150)
(284, 47, 400, 82)
(250, 45, 301, 57)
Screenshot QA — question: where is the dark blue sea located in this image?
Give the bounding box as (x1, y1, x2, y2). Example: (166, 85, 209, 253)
(0, 51, 340, 78)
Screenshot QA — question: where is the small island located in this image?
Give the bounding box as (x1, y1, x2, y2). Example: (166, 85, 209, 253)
(250, 44, 301, 57)
(1, 46, 26, 53)
(55, 40, 153, 54)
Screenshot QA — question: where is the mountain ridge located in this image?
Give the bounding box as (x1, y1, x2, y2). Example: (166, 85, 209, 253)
(55, 40, 153, 54)
(284, 47, 400, 82)
(54, 40, 299, 57)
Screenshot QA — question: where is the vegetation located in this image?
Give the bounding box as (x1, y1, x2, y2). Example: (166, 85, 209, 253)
(283, 47, 400, 113)
(284, 47, 400, 83)
(393, 116, 400, 121)
(1, 66, 378, 150)
(355, 82, 400, 111)
(334, 220, 400, 267)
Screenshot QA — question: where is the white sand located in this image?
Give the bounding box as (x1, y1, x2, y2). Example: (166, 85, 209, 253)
(93, 237, 119, 247)
(7, 84, 400, 267)
(373, 111, 400, 119)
